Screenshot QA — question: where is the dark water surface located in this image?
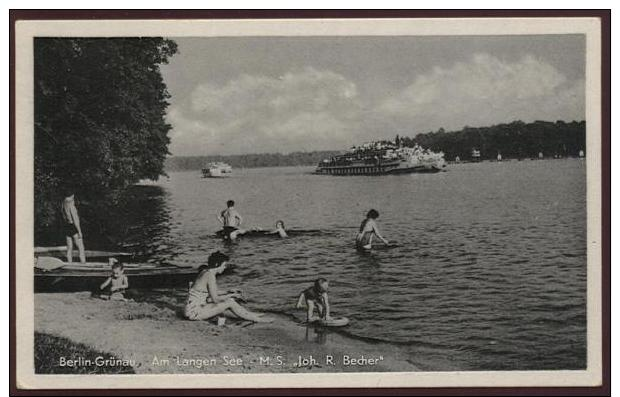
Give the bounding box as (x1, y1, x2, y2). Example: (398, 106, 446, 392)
(116, 159, 586, 371)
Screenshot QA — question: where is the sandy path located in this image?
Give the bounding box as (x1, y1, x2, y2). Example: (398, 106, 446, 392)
(35, 293, 419, 374)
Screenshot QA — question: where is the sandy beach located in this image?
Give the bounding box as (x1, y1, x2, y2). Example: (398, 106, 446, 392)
(35, 293, 420, 374)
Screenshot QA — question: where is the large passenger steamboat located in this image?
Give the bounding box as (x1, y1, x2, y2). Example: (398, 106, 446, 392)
(315, 141, 446, 175)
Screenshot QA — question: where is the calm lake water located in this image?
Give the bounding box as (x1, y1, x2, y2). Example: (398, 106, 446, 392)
(118, 159, 587, 371)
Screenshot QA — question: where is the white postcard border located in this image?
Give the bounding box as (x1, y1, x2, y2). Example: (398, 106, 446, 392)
(15, 16, 603, 389)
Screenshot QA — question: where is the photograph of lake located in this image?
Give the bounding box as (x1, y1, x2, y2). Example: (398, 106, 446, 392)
(126, 159, 586, 371)
(26, 25, 595, 381)
(33, 159, 587, 373)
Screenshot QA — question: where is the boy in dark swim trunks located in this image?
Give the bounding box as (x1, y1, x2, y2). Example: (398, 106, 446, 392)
(217, 200, 244, 240)
(296, 278, 332, 322)
(61, 192, 86, 264)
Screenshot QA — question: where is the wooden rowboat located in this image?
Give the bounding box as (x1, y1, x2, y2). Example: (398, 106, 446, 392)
(35, 260, 198, 293)
(34, 246, 131, 258)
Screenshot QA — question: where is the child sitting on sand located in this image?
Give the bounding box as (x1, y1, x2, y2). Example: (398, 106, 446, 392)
(296, 278, 332, 323)
(99, 259, 129, 301)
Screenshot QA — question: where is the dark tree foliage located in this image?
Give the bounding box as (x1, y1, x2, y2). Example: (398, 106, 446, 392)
(399, 120, 586, 161)
(34, 38, 177, 231)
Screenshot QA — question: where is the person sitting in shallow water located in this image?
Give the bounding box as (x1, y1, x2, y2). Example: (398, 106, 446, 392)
(217, 220, 288, 240)
(184, 251, 273, 323)
(216, 226, 263, 241)
(356, 209, 390, 250)
(296, 278, 332, 323)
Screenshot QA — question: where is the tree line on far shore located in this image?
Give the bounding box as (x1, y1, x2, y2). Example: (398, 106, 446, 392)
(165, 151, 343, 171)
(167, 120, 586, 171)
(401, 120, 586, 161)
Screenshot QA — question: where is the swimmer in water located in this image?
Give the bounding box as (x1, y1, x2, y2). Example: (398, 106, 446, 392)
(267, 220, 288, 238)
(355, 209, 390, 250)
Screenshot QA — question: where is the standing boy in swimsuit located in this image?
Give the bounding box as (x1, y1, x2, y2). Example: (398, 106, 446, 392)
(217, 200, 244, 240)
(61, 192, 86, 264)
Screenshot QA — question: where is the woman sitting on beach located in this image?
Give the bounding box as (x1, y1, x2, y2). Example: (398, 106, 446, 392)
(356, 209, 390, 250)
(184, 251, 272, 323)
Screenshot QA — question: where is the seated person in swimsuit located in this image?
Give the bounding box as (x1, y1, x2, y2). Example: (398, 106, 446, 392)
(184, 251, 273, 322)
(61, 191, 86, 264)
(99, 259, 129, 301)
(355, 209, 390, 250)
(296, 278, 332, 323)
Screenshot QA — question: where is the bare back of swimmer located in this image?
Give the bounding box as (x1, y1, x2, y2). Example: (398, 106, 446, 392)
(217, 200, 244, 240)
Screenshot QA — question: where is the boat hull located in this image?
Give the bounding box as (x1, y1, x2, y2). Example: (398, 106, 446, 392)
(314, 164, 443, 175)
(35, 266, 198, 292)
(201, 162, 232, 178)
(202, 169, 229, 178)
(34, 247, 131, 259)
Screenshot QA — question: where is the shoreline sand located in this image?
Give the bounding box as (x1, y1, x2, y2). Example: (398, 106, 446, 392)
(35, 293, 420, 374)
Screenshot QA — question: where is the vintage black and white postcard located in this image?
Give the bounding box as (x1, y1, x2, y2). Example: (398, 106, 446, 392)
(12, 12, 607, 392)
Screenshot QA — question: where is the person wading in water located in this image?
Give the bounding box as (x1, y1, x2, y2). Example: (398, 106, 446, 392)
(217, 200, 244, 240)
(355, 209, 390, 250)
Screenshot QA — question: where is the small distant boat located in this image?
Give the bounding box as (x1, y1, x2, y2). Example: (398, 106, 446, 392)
(202, 162, 232, 178)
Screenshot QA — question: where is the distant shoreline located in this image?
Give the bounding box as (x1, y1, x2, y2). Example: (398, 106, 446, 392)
(166, 120, 585, 172)
(164, 154, 585, 173)
(165, 150, 343, 173)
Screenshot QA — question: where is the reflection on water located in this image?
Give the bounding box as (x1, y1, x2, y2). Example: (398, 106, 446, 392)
(305, 326, 330, 345)
(100, 159, 586, 370)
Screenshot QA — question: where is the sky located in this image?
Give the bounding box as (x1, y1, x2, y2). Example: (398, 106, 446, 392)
(160, 35, 585, 156)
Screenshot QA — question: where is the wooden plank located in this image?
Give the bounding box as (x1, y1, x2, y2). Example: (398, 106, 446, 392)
(34, 247, 131, 257)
